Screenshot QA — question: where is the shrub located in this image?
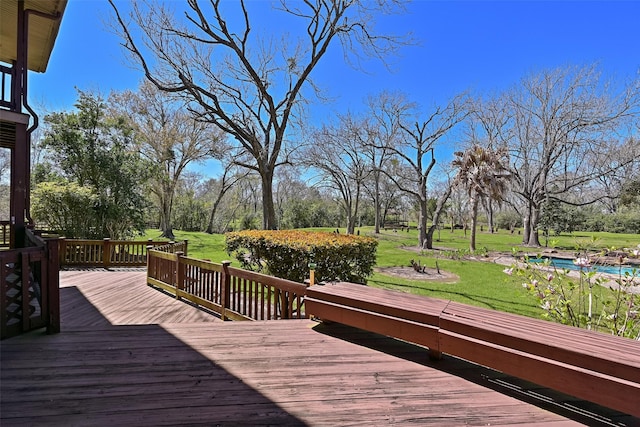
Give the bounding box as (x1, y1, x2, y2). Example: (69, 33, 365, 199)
(504, 245, 640, 339)
(225, 230, 378, 284)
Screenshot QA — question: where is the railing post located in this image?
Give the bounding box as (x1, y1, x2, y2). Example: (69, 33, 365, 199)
(146, 245, 154, 286)
(183, 240, 188, 256)
(103, 238, 111, 269)
(58, 237, 66, 266)
(47, 237, 60, 334)
(221, 261, 232, 321)
(175, 251, 185, 300)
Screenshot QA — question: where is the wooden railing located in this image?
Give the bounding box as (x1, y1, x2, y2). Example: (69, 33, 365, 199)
(1, 230, 59, 339)
(147, 249, 307, 321)
(60, 239, 187, 268)
(0, 221, 11, 248)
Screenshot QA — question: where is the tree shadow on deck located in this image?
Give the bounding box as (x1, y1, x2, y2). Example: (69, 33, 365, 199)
(312, 321, 639, 427)
(1, 286, 308, 426)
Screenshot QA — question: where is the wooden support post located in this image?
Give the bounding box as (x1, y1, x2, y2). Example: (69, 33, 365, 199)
(46, 237, 60, 334)
(103, 238, 111, 269)
(221, 261, 232, 321)
(146, 245, 154, 286)
(175, 251, 185, 300)
(183, 239, 188, 256)
(58, 237, 66, 265)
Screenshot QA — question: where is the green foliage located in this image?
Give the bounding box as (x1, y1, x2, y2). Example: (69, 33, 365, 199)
(172, 191, 209, 231)
(225, 230, 378, 283)
(40, 90, 151, 238)
(279, 198, 340, 229)
(32, 181, 99, 238)
(506, 248, 640, 339)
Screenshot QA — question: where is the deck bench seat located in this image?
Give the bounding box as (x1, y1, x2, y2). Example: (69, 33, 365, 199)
(305, 282, 448, 357)
(438, 302, 640, 416)
(304, 282, 640, 417)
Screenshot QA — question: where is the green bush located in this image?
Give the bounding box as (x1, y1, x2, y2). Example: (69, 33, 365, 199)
(225, 230, 378, 284)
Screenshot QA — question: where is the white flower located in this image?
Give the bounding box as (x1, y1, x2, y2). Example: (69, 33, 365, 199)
(546, 273, 554, 281)
(521, 282, 529, 288)
(540, 301, 551, 311)
(503, 267, 514, 276)
(573, 257, 591, 267)
(531, 279, 539, 287)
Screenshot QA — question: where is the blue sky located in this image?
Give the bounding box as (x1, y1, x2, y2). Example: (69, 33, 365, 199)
(28, 0, 640, 174)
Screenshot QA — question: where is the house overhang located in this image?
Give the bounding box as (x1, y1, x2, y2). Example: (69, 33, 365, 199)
(0, 0, 67, 73)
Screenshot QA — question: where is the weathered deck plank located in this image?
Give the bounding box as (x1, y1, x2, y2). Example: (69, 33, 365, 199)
(59, 269, 218, 327)
(1, 270, 636, 426)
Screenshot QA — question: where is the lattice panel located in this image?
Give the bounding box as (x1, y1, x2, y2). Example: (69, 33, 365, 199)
(3, 261, 42, 330)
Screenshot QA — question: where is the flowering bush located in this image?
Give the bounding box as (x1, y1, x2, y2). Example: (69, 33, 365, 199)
(505, 244, 640, 339)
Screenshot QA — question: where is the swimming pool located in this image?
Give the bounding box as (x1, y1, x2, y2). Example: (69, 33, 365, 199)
(527, 256, 638, 276)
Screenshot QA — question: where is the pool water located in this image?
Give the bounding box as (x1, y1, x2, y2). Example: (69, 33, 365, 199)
(528, 257, 638, 276)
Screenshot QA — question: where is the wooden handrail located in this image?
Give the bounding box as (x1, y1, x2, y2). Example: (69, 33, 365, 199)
(59, 238, 186, 268)
(147, 250, 308, 321)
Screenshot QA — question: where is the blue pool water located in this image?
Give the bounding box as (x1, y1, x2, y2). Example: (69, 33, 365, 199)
(528, 257, 638, 276)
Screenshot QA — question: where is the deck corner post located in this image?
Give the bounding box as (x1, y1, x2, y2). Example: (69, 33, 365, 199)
(221, 260, 232, 321)
(183, 240, 188, 256)
(146, 245, 154, 285)
(175, 251, 185, 300)
(58, 237, 66, 265)
(46, 237, 61, 334)
(103, 238, 111, 269)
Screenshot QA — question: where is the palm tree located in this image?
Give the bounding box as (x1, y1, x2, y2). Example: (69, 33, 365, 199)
(452, 145, 511, 252)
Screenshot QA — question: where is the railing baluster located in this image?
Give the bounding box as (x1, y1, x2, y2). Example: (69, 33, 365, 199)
(145, 253, 306, 322)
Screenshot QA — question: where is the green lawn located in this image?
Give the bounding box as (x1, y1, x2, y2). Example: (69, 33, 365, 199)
(139, 227, 639, 320)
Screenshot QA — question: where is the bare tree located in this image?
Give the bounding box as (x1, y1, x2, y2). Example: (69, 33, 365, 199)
(108, 0, 410, 230)
(504, 66, 640, 246)
(111, 81, 225, 239)
(304, 114, 371, 234)
(204, 160, 251, 234)
(365, 91, 405, 233)
(589, 137, 640, 213)
(377, 93, 468, 248)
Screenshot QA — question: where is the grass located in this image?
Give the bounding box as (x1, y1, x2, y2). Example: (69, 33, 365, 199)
(138, 226, 639, 321)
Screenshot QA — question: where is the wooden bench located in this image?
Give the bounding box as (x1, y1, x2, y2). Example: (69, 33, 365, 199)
(305, 282, 448, 359)
(304, 283, 640, 417)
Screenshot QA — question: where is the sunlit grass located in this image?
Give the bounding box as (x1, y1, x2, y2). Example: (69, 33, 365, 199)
(138, 226, 639, 319)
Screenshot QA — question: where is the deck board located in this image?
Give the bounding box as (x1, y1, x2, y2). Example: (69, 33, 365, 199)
(1, 270, 637, 426)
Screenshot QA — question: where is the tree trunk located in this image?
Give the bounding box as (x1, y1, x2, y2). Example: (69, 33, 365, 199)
(373, 195, 381, 233)
(522, 201, 541, 246)
(522, 204, 532, 245)
(373, 172, 381, 234)
(425, 185, 452, 249)
(470, 197, 479, 252)
(260, 169, 277, 230)
(527, 206, 541, 246)
(486, 199, 495, 233)
(418, 198, 428, 248)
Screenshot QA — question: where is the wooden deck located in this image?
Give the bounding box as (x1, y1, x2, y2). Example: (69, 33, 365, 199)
(2, 270, 637, 426)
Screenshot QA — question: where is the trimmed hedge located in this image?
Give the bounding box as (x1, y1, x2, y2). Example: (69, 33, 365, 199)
(225, 230, 378, 284)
